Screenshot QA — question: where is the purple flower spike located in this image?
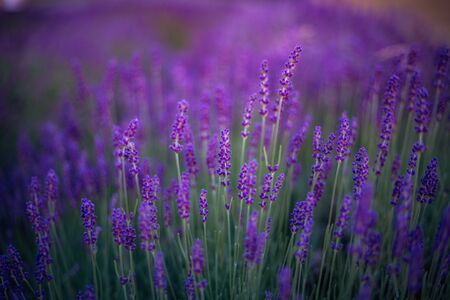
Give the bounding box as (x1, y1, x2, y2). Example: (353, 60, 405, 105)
(286, 116, 311, 168)
(336, 112, 351, 162)
(312, 126, 322, 161)
(177, 172, 191, 220)
(414, 87, 431, 134)
(191, 239, 204, 274)
(241, 93, 257, 138)
(153, 252, 167, 291)
(352, 147, 369, 201)
(416, 158, 440, 204)
(244, 210, 265, 265)
(374, 74, 400, 175)
(238, 162, 250, 202)
(259, 172, 273, 209)
(142, 175, 160, 204)
(216, 129, 231, 186)
(289, 193, 314, 234)
(198, 189, 208, 224)
(184, 143, 199, 177)
(278, 46, 302, 105)
(45, 169, 58, 205)
(278, 267, 292, 300)
(81, 198, 98, 247)
(124, 141, 140, 176)
(170, 99, 189, 153)
(123, 118, 139, 142)
(112, 208, 136, 251)
(270, 173, 285, 202)
(332, 195, 352, 251)
(259, 60, 270, 117)
(295, 214, 314, 264)
(185, 272, 195, 300)
(435, 47, 449, 90)
(391, 175, 404, 206)
(138, 201, 159, 252)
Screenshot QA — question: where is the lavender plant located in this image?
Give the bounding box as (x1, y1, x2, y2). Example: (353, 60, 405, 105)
(0, 3, 449, 300)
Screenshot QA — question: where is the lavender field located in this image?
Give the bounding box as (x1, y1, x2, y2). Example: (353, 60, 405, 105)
(0, 1, 449, 299)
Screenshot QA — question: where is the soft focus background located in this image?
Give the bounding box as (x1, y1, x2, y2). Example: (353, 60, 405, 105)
(1, 0, 448, 167)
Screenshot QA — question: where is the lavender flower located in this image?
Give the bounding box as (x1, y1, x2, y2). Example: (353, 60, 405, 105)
(184, 143, 199, 176)
(259, 60, 270, 117)
(295, 214, 313, 264)
(123, 117, 139, 141)
(35, 219, 52, 284)
(391, 175, 404, 206)
(336, 112, 351, 162)
(238, 162, 249, 202)
(177, 172, 191, 220)
(45, 169, 58, 205)
(153, 252, 167, 291)
(112, 208, 136, 251)
(170, 99, 189, 153)
(216, 129, 231, 186)
(81, 198, 97, 247)
(244, 210, 265, 265)
(434, 47, 449, 91)
(289, 200, 310, 234)
(7, 245, 27, 283)
(185, 272, 195, 300)
(259, 172, 273, 209)
(241, 93, 257, 138)
(414, 87, 430, 134)
(286, 116, 311, 168)
(142, 175, 160, 204)
(198, 189, 208, 224)
(374, 74, 399, 175)
(138, 201, 159, 252)
(331, 195, 352, 251)
(278, 45, 302, 106)
(406, 142, 425, 176)
(278, 267, 292, 300)
(352, 147, 369, 200)
(191, 239, 204, 274)
(416, 158, 440, 204)
(270, 173, 285, 202)
(124, 141, 140, 176)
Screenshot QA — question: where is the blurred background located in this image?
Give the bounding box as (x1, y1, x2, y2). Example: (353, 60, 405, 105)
(0, 0, 448, 181)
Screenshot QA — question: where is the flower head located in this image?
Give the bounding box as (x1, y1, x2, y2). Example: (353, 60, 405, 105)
(139, 201, 159, 252)
(177, 172, 191, 220)
(81, 198, 97, 247)
(191, 239, 204, 274)
(336, 112, 351, 162)
(416, 158, 440, 204)
(170, 100, 189, 153)
(278, 267, 292, 300)
(198, 189, 208, 224)
(216, 129, 232, 186)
